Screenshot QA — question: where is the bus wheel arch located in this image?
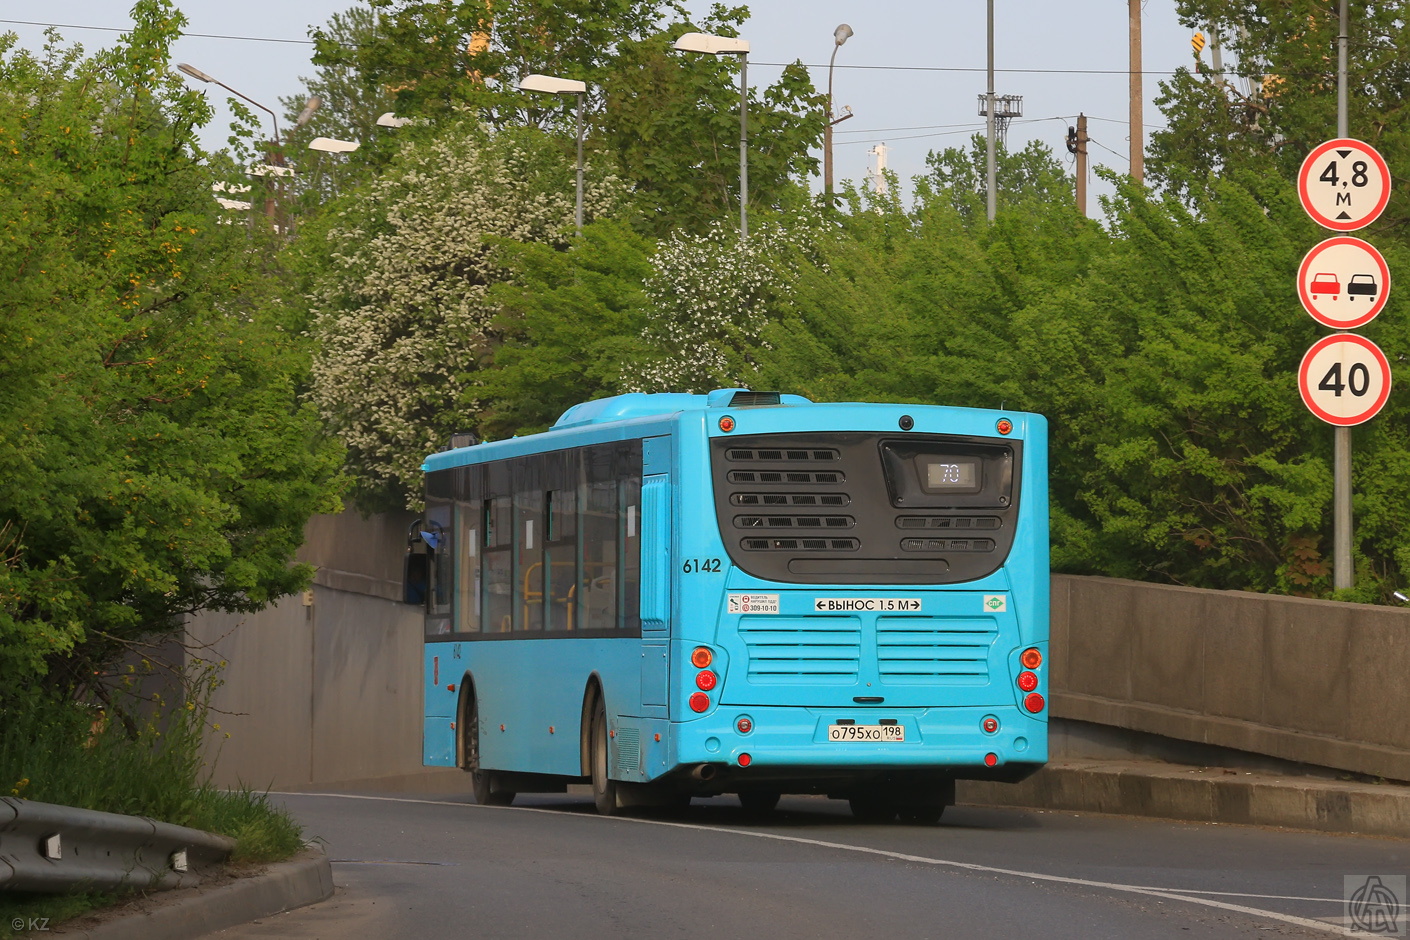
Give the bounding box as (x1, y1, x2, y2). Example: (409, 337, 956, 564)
(581, 675, 621, 816)
(455, 677, 476, 770)
(579, 675, 606, 777)
(461, 678, 514, 806)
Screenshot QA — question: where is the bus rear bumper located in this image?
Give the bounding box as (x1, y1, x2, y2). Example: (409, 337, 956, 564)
(668, 704, 1047, 785)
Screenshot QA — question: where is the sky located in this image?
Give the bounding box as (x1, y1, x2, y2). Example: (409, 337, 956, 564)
(1, 1, 1202, 209)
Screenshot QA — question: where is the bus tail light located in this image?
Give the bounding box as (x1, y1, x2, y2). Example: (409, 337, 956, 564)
(981, 716, 999, 734)
(689, 692, 710, 713)
(1021, 648, 1042, 669)
(736, 716, 753, 734)
(984, 752, 998, 767)
(1016, 671, 1038, 692)
(691, 647, 714, 668)
(1024, 692, 1046, 713)
(696, 670, 718, 691)
(738, 753, 752, 767)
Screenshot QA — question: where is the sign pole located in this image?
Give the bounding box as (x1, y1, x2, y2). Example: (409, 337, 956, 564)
(1333, 0, 1351, 591)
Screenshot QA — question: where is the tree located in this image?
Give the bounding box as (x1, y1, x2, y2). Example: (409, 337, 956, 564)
(480, 220, 658, 437)
(280, 5, 397, 211)
(0, 3, 343, 693)
(311, 0, 684, 133)
(602, 14, 825, 235)
(1150, 0, 1410, 223)
(304, 122, 625, 509)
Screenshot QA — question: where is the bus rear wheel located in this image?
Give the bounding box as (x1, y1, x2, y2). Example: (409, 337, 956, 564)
(590, 701, 621, 816)
(848, 792, 898, 823)
(467, 698, 514, 807)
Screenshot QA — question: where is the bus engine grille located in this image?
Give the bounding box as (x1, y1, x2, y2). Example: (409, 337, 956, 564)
(737, 618, 861, 684)
(875, 617, 996, 685)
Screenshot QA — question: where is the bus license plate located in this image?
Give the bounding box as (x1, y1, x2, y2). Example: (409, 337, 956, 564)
(828, 724, 904, 742)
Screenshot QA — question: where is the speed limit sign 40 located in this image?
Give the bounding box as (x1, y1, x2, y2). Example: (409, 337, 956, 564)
(1298, 333, 1392, 426)
(1298, 138, 1391, 231)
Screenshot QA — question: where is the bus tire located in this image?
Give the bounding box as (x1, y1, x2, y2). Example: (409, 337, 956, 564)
(737, 790, 781, 813)
(848, 792, 898, 823)
(590, 701, 621, 816)
(896, 804, 945, 826)
(467, 696, 514, 807)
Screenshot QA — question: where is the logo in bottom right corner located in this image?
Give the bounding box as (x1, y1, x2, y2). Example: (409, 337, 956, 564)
(1347, 875, 1406, 936)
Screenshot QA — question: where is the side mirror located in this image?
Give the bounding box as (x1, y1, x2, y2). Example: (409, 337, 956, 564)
(403, 551, 430, 607)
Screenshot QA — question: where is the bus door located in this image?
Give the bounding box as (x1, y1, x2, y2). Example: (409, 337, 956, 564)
(638, 436, 672, 717)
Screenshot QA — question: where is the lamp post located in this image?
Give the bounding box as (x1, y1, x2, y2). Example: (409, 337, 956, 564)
(674, 31, 751, 239)
(178, 63, 307, 231)
(178, 63, 282, 150)
(519, 74, 589, 237)
(824, 23, 854, 200)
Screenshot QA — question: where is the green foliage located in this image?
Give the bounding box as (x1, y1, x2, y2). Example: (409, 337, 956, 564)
(482, 220, 658, 437)
(603, 12, 825, 235)
(313, 0, 684, 132)
(1152, 0, 1410, 223)
(305, 121, 625, 509)
(0, 662, 303, 934)
(0, 5, 343, 691)
(280, 5, 397, 211)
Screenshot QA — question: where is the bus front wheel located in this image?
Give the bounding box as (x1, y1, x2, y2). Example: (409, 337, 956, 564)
(590, 702, 622, 816)
(467, 697, 514, 807)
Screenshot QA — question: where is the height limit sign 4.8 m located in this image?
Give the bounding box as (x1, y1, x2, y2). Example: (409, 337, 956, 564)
(1298, 138, 1391, 231)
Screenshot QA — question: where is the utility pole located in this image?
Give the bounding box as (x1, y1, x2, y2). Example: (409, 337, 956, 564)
(985, 0, 997, 221)
(1067, 113, 1089, 217)
(1334, 0, 1351, 591)
(1128, 0, 1144, 184)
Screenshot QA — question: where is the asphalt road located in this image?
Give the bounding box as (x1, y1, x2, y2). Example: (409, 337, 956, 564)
(213, 790, 1408, 939)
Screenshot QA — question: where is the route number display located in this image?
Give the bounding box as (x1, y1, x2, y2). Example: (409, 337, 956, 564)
(1297, 334, 1392, 426)
(1296, 236, 1391, 329)
(1298, 138, 1391, 231)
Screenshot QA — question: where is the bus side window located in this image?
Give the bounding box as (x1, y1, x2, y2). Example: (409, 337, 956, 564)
(457, 500, 481, 633)
(423, 502, 454, 635)
(515, 488, 544, 631)
(546, 489, 577, 631)
(619, 475, 641, 631)
(483, 497, 513, 633)
(580, 480, 618, 631)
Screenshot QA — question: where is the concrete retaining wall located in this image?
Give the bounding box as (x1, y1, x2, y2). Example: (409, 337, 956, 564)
(1050, 574, 1410, 782)
(187, 511, 1410, 788)
(190, 511, 429, 789)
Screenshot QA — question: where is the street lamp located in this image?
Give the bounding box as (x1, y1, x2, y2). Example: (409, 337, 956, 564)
(179, 63, 308, 230)
(674, 31, 751, 239)
(308, 137, 360, 154)
(178, 63, 282, 149)
(519, 74, 589, 237)
(824, 24, 854, 200)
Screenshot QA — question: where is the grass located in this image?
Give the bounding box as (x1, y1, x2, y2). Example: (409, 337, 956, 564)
(0, 665, 305, 937)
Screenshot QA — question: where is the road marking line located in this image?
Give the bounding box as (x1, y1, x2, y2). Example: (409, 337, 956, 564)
(279, 793, 1355, 937)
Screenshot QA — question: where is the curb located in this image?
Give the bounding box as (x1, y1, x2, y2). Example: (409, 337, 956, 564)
(957, 760, 1410, 838)
(54, 845, 333, 939)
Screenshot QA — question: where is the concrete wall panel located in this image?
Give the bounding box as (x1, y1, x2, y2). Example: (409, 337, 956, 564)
(1200, 593, 1266, 725)
(1130, 584, 1205, 713)
(190, 599, 313, 790)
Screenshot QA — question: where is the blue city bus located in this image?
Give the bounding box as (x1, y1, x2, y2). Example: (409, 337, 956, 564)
(411, 389, 1048, 822)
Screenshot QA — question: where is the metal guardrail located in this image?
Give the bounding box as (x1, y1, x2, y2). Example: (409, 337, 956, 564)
(0, 797, 235, 893)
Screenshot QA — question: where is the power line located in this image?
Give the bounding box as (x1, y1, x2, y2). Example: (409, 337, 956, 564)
(3, 19, 1186, 76)
(0, 18, 316, 44)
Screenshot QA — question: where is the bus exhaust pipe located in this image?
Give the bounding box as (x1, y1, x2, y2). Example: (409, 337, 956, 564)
(691, 763, 718, 782)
